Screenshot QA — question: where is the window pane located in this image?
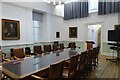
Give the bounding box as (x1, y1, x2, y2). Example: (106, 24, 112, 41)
(34, 28, 40, 35)
(33, 12, 43, 43)
(89, 0, 98, 13)
(33, 21, 40, 28)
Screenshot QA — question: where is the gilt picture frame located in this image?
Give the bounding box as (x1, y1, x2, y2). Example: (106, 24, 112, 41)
(69, 27, 77, 38)
(2, 19, 20, 40)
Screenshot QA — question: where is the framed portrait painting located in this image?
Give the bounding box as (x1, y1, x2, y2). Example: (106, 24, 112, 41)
(69, 27, 77, 38)
(2, 19, 20, 40)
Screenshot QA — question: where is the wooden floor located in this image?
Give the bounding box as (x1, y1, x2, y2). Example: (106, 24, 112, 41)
(86, 55, 120, 79)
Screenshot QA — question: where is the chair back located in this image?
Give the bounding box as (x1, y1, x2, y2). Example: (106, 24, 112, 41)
(34, 46, 42, 54)
(49, 60, 64, 78)
(68, 54, 79, 77)
(78, 51, 87, 72)
(59, 43, 64, 50)
(69, 42, 76, 48)
(10, 48, 14, 57)
(52, 44, 58, 51)
(93, 47, 96, 54)
(54, 41, 59, 46)
(96, 47, 100, 55)
(93, 47, 98, 57)
(13, 48, 25, 58)
(79, 51, 87, 65)
(87, 49, 92, 59)
(25, 47, 31, 55)
(44, 45, 51, 52)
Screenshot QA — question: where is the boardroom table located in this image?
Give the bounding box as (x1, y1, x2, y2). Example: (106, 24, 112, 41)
(2, 48, 81, 80)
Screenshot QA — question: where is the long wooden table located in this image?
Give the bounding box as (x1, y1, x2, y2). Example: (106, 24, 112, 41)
(2, 48, 81, 80)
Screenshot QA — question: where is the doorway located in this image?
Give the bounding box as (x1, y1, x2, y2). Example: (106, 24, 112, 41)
(87, 24, 101, 47)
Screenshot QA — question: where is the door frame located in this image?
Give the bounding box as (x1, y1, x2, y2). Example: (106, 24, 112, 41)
(84, 22, 104, 53)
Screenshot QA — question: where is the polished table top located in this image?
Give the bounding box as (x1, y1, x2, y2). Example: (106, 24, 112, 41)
(2, 48, 81, 79)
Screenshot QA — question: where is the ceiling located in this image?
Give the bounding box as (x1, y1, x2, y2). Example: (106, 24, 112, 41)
(44, 0, 69, 2)
(43, 0, 78, 5)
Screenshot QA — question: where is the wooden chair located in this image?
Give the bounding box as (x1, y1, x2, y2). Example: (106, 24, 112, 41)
(78, 51, 87, 77)
(64, 49, 78, 68)
(90, 47, 100, 69)
(13, 48, 25, 60)
(34, 46, 43, 55)
(63, 54, 79, 79)
(68, 42, 76, 48)
(68, 42, 80, 49)
(10, 48, 14, 57)
(91, 47, 97, 68)
(1, 51, 11, 80)
(25, 47, 36, 55)
(54, 41, 59, 46)
(95, 47, 100, 64)
(49, 60, 64, 79)
(31, 60, 65, 79)
(59, 43, 64, 50)
(10, 48, 20, 60)
(25, 47, 31, 55)
(44, 45, 51, 53)
(86, 49, 93, 73)
(2, 52, 11, 62)
(52, 44, 58, 51)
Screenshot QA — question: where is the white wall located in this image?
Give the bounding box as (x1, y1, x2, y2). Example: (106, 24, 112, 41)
(10, 2, 64, 17)
(10, 2, 55, 15)
(1, 2, 119, 49)
(54, 4, 64, 17)
(49, 15, 66, 41)
(2, 3, 33, 46)
(53, 5, 119, 44)
(26, 9, 33, 44)
(1, 2, 57, 46)
(46, 13, 53, 42)
(41, 13, 53, 42)
(51, 12, 118, 42)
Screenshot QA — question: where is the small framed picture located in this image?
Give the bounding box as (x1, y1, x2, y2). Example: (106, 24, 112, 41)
(2, 19, 20, 40)
(69, 27, 77, 38)
(56, 32, 60, 38)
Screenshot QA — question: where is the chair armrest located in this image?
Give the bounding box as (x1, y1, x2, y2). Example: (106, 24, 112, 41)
(14, 56, 21, 60)
(2, 58, 11, 62)
(31, 75, 46, 80)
